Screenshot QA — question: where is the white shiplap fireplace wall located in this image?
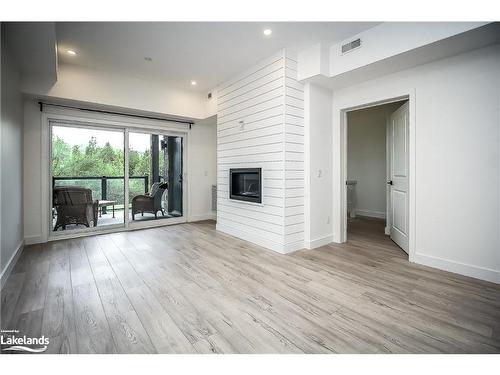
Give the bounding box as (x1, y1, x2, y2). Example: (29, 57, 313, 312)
(216, 50, 305, 253)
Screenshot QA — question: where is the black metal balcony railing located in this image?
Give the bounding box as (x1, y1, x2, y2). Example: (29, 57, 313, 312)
(52, 175, 153, 214)
(53, 175, 149, 195)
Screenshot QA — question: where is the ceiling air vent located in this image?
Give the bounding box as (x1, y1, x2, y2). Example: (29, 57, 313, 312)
(341, 38, 361, 54)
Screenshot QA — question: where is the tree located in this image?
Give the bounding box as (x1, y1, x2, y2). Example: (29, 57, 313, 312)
(52, 136, 71, 176)
(52, 136, 151, 202)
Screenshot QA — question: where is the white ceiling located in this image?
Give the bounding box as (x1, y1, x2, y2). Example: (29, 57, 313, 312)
(56, 22, 379, 92)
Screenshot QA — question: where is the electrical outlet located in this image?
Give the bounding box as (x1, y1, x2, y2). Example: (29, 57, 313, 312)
(318, 169, 322, 178)
(326, 216, 330, 224)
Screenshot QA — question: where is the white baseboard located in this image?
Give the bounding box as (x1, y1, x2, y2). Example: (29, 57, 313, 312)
(412, 252, 500, 284)
(189, 212, 216, 222)
(284, 240, 305, 253)
(305, 234, 333, 250)
(1, 240, 24, 289)
(216, 223, 298, 254)
(354, 209, 386, 219)
(24, 234, 45, 245)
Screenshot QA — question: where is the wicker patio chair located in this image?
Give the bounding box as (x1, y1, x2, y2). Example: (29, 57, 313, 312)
(131, 182, 168, 220)
(53, 186, 99, 230)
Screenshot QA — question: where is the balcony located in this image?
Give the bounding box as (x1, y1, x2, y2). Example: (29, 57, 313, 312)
(52, 175, 171, 230)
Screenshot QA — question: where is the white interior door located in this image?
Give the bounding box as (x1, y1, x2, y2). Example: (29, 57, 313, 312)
(388, 102, 409, 253)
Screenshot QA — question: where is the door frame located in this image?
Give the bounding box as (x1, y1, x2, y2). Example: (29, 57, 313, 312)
(335, 89, 416, 261)
(42, 109, 190, 242)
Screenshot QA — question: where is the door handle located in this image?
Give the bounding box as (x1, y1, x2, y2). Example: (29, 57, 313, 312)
(387, 180, 393, 185)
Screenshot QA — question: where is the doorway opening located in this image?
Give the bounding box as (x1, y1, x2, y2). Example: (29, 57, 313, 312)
(345, 99, 409, 253)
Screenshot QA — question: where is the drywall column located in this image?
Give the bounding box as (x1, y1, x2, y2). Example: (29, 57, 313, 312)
(1, 31, 25, 282)
(303, 83, 333, 249)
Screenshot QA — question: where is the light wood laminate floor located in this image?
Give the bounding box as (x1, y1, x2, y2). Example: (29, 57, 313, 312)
(1, 219, 499, 354)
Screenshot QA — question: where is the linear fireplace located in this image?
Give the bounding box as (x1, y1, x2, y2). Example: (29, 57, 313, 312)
(229, 168, 262, 203)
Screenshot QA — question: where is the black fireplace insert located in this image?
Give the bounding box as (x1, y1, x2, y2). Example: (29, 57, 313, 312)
(229, 168, 262, 203)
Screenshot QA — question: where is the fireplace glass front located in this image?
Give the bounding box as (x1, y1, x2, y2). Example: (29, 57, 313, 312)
(229, 168, 262, 203)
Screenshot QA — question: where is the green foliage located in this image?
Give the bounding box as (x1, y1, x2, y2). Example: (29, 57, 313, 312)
(52, 136, 152, 203)
(52, 135, 128, 177)
(129, 149, 151, 177)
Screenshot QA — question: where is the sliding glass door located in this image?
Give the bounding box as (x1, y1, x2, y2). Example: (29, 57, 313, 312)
(51, 125, 125, 232)
(128, 131, 183, 222)
(50, 121, 185, 236)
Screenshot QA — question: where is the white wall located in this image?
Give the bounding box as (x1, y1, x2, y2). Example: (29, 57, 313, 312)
(22, 64, 209, 119)
(216, 50, 305, 253)
(329, 22, 487, 76)
(331, 44, 500, 283)
(346, 104, 401, 219)
(188, 115, 217, 221)
(1, 31, 24, 281)
(304, 83, 333, 249)
(22, 99, 217, 243)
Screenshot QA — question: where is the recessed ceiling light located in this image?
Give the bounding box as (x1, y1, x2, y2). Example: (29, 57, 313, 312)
(191, 80, 197, 86)
(263, 28, 272, 36)
(66, 49, 77, 56)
